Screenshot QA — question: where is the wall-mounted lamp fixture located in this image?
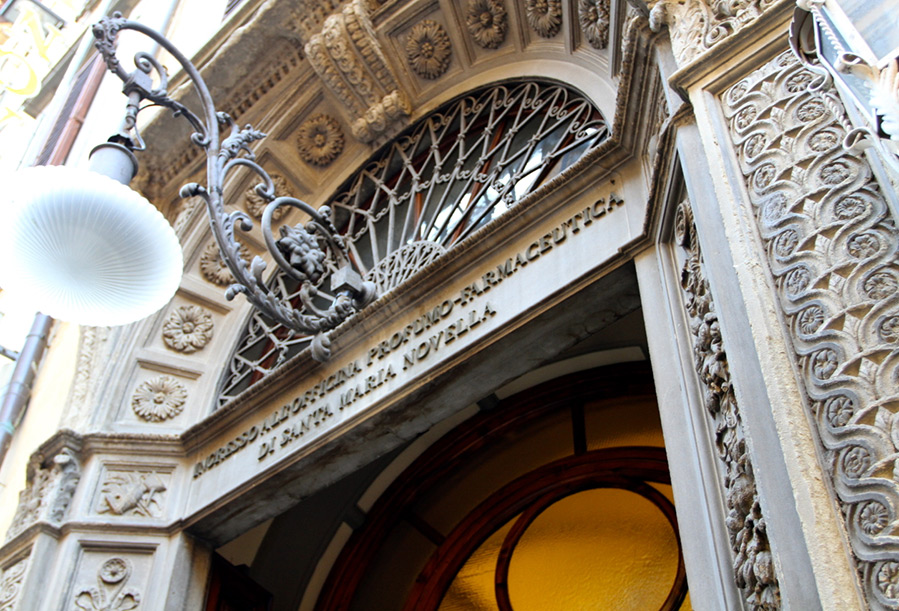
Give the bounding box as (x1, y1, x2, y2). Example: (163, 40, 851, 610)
(0, 14, 377, 361)
(791, 0, 899, 173)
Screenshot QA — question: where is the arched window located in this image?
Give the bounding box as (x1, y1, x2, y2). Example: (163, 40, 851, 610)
(218, 80, 609, 405)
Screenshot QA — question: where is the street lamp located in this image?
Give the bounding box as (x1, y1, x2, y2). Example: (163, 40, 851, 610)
(0, 13, 377, 361)
(791, 0, 899, 173)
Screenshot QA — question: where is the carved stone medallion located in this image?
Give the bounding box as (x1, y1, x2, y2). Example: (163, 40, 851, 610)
(162, 305, 214, 353)
(244, 174, 288, 220)
(578, 0, 610, 49)
(74, 557, 140, 611)
(466, 0, 507, 49)
(131, 376, 187, 422)
(199, 240, 251, 286)
(525, 0, 562, 38)
(406, 20, 452, 79)
(297, 115, 345, 166)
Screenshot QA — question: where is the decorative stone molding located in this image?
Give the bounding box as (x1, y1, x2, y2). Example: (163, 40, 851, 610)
(6, 447, 80, 540)
(406, 20, 452, 80)
(74, 557, 140, 611)
(131, 376, 187, 423)
(162, 305, 214, 354)
(199, 240, 250, 286)
(302, 0, 411, 143)
(721, 49, 899, 609)
(297, 115, 345, 166)
(0, 556, 28, 611)
(675, 199, 781, 610)
(68, 326, 110, 421)
(648, 0, 777, 67)
(466, 0, 507, 49)
(525, 0, 562, 38)
(244, 174, 288, 219)
(172, 196, 202, 237)
(98, 468, 169, 518)
(578, 0, 610, 49)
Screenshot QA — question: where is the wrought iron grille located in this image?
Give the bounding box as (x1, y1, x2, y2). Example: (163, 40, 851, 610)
(217, 79, 608, 406)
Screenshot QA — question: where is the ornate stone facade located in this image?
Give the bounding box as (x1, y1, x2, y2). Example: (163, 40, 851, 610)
(131, 376, 188, 422)
(199, 240, 251, 286)
(721, 49, 899, 609)
(578, 0, 610, 49)
(98, 468, 169, 518)
(525, 0, 562, 38)
(74, 558, 141, 611)
(676, 199, 781, 610)
(0, 556, 28, 611)
(296, 115, 345, 167)
(406, 20, 452, 80)
(6, 447, 80, 540)
(466, 0, 507, 49)
(162, 305, 214, 353)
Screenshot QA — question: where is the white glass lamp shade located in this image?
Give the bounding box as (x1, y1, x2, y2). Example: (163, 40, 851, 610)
(0, 165, 183, 326)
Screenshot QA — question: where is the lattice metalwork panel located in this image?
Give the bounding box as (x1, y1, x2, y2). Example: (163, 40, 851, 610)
(217, 79, 608, 406)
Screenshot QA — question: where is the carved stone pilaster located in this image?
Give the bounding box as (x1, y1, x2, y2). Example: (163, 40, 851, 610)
(648, 0, 778, 67)
(675, 200, 782, 610)
(300, 0, 411, 143)
(721, 49, 899, 609)
(6, 445, 81, 540)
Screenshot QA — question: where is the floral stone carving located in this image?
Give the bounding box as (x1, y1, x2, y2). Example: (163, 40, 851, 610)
(162, 305, 213, 353)
(525, 0, 562, 38)
(676, 199, 781, 610)
(406, 20, 452, 80)
(131, 376, 187, 422)
(297, 115, 345, 166)
(74, 557, 140, 611)
(199, 240, 251, 286)
(0, 556, 28, 611)
(244, 174, 288, 219)
(6, 447, 80, 540)
(99, 469, 168, 518)
(466, 0, 507, 49)
(722, 49, 899, 608)
(578, 0, 610, 49)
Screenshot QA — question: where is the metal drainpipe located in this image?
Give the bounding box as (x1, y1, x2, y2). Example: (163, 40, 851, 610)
(0, 314, 54, 470)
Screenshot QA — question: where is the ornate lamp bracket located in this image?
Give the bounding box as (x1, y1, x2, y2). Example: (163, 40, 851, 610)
(91, 14, 377, 362)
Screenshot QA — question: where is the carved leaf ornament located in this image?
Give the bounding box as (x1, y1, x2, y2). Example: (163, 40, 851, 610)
(162, 305, 213, 353)
(297, 115, 345, 166)
(466, 0, 507, 49)
(131, 375, 187, 422)
(578, 0, 611, 49)
(525, 0, 562, 38)
(74, 558, 140, 611)
(722, 50, 899, 608)
(406, 20, 452, 79)
(218, 79, 609, 404)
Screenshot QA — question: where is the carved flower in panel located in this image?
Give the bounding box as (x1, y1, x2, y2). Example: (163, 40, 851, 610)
(819, 160, 853, 186)
(244, 174, 288, 219)
(773, 229, 798, 257)
(859, 501, 890, 536)
(74, 557, 140, 611)
(809, 129, 839, 152)
(797, 100, 826, 122)
(744, 133, 767, 158)
(864, 272, 898, 301)
(784, 266, 811, 297)
(785, 72, 812, 94)
(466, 0, 507, 49)
(162, 305, 214, 353)
(200, 240, 251, 286)
(734, 106, 757, 130)
(297, 115, 345, 167)
(811, 348, 839, 380)
(842, 446, 872, 479)
(834, 196, 866, 220)
(798, 305, 825, 335)
(877, 561, 899, 601)
(131, 376, 187, 422)
(578, 0, 610, 49)
(825, 395, 855, 428)
(879, 316, 899, 343)
(99, 558, 129, 584)
(525, 0, 562, 38)
(847, 233, 880, 259)
(406, 20, 452, 79)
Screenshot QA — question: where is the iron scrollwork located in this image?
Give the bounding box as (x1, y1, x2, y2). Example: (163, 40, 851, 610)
(91, 14, 377, 361)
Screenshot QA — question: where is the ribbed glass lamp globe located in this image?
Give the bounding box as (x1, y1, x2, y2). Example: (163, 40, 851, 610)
(0, 165, 183, 326)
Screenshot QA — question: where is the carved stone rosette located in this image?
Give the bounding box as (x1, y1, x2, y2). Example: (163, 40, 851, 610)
(244, 174, 288, 219)
(525, 0, 562, 38)
(131, 376, 187, 422)
(302, 0, 411, 143)
(74, 557, 140, 611)
(578, 0, 610, 49)
(466, 0, 507, 49)
(162, 305, 213, 353)
(406, 20, 452, 80)
(6, 448, 80, 540)
(721, 50, 899, 608)
(648, 0, 778, 68)
(199, 240, 251, 286)
(297, 115, 345, 166)
(675, 200, 781, 610)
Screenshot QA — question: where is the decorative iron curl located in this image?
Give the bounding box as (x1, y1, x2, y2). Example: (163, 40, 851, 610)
(93, 14, 377, 362)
